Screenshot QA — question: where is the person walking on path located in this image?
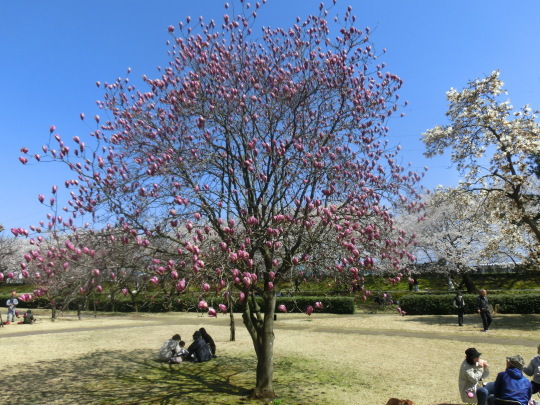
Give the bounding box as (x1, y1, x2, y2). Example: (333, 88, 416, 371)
(523, 343, 540, 394)
(476, 289, 492, 332)
(5, 290, 18, 325)
(454, 291, 465, 326)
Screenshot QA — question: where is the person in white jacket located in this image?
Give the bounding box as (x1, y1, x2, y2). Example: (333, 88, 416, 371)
(5, 290, 19, 324)
(459, 347, 491, 405)
(523, 343, 540, 394)
(158, 334, 182, 363)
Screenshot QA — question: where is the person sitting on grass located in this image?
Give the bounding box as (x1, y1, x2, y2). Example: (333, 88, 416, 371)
(489, 355, 532, 405)
(199, 327, 216, 358)
(158, 334, 183, 363)
(177, 340, 189, 360)
(22, 310, 35, 324)
(188, 331, 212, 363)
(523, 344, 540, 395)
(459, 347, 491, 405)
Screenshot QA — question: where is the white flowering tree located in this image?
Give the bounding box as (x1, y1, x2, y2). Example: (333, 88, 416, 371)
(423, 71, 540, 263)
(0, 232, 29, 284)
(399, 188, 515, 292)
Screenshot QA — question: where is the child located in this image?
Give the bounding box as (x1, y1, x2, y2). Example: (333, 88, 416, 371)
(177, 341, 189, 360)
(22, 310, 35, 324)
(5, 290, 19, 324)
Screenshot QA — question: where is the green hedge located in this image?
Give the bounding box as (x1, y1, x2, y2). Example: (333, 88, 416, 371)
(0, 294, 354, 315)
(399, 293, 540, 315)
(274, 296, 355, 314)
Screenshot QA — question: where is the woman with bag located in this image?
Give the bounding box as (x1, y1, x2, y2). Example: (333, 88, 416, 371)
(458, 347, 491, 405)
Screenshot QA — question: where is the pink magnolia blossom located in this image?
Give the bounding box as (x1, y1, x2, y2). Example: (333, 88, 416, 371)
(306, 305, 314, 316)
(218, 303, 227, 313)
(198, 300, 208, 309)
(278, 304, 287, 313)
(207, 307, 217, 317)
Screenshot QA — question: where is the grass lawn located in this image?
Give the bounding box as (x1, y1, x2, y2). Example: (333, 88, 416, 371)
(0, 309, 539, 404)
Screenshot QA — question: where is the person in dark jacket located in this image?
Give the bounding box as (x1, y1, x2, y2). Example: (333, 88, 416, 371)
(489, 355, 532, 405)
(476, 289, 492, 332)
(199, 327, 217, 357)
(453, 291, 465, 326)
(22, 310, 35, 324)
(188, 331, 212, 363)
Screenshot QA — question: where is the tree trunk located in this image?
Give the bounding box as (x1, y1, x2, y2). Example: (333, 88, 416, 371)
(51, 302, 57, 321)
(461, 272, 477, 294)
(242, 292, 276, 400)
(229, 304, 236, 342)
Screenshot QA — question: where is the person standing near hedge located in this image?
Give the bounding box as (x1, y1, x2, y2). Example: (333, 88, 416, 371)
(476, 289, 492, 332)
(453, 291, 465, 326)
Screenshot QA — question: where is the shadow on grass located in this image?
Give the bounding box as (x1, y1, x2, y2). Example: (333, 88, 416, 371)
(0, 349, 322, 404)
(403, 314, 540, 332)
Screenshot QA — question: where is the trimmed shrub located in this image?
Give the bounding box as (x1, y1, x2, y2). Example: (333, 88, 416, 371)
(274, 296, 355, 314)
(0, 294, 354, 314)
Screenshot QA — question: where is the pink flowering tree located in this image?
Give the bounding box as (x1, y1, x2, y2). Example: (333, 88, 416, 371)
(18, 1, 423, 398)
(20, 227, 167, 318)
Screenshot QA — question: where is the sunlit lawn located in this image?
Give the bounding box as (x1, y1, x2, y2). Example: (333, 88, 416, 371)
(0, 311, 538, 404)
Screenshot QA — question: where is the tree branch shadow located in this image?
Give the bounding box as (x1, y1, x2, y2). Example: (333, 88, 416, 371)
(0, 349, 258, 404)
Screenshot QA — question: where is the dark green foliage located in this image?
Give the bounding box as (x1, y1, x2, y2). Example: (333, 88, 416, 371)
(0, 293, 354, 314)
(274, 296, 355, 314)
(399, 293, 540, 315)
(492, 293, 540, 314)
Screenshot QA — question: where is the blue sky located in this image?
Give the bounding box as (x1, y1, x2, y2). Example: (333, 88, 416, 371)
(1, 0, 539, 233)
